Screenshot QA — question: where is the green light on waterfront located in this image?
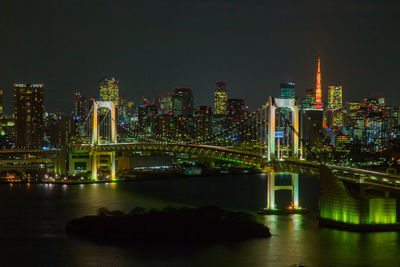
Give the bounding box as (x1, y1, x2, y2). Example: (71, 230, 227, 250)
(320, 198, 396, 225)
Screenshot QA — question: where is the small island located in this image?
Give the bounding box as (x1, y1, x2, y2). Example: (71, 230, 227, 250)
(66, 206, 271, 242)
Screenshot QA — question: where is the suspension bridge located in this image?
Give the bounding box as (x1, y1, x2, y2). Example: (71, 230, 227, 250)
(1, 96, 400, 231)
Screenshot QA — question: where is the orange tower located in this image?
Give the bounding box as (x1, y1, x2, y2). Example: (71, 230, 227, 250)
(315, 52, 323, 109)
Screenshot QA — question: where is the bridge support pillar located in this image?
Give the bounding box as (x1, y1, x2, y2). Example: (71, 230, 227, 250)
(292, 173, 299, 209)
(111, 151, 116, 180)
(266, 171, 299, 210)
(91, 153, 98, 180)
(267, 171, 275, 209)
(267, 97, 276, 162)
(319, 165, 398, 231)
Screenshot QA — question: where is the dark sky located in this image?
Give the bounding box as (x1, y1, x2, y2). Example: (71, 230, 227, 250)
(1, 0, 399, 113)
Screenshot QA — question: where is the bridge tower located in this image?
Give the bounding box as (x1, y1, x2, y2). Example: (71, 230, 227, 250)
(90, 100, 117, 181)
(267, 96, 300, 161)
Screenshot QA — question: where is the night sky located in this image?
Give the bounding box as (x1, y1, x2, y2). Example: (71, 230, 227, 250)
(1, 0, 399, 113)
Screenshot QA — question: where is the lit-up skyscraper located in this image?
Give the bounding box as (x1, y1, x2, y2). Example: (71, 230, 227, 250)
(159, 92, 173, 115)
(99, 77, 119, 106)
(73, 91, 88, 135)
(280, 80, 295, 99)
(227, 98, 247, 120)
(172, 88, 194, 117)
(327, 86, 343, 110)
(74, 91, 88, 119)
(14, 83, 44, 147)
(302, 88, 315, 109)
(315, 54, 323, 109)
(214, 81, 228, 115)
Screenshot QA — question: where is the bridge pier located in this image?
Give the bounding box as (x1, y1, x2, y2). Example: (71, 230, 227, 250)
(319, 165, 398, 231)
(90, 152, 116, 181)
(266, 171, 299, 210)
(91, 152, 97, 180)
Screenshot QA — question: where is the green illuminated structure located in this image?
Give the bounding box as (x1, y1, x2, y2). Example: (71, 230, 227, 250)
(319, 166, 397, 230)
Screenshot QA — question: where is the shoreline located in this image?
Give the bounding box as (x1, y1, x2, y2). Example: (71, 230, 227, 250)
(0, 170, 262, 186)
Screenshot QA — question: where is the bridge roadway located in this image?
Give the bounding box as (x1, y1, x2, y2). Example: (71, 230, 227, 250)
(75, 142, 267, 167)
(0, 148, 61, 154)
(1, 145, 399, 191)
(75, 142, 400, 191)
(279, 158, 400, 191)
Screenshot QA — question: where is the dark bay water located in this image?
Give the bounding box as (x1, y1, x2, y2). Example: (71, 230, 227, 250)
(0, 174, 399, 266)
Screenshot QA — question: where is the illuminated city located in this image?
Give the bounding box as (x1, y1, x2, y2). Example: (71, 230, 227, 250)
(0, 1, 399, 266)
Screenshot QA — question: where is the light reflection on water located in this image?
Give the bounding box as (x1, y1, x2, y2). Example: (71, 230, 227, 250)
(0, 174, 398, 266)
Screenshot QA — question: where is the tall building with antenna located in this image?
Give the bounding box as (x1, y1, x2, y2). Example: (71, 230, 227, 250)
(315, 53, 323, 109)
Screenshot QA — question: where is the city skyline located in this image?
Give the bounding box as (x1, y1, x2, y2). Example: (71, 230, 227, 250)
(0, 0, 399, 113)
(1, 2, 400, 265)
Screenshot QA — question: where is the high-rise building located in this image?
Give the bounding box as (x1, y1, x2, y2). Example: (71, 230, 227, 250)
(172, 88, 194, 117)
(302, 88, 315, 109)
(194, 106, 212, 137)
(73, 91, 88, 136)
(99, 77, 119, 105)
(280, 81, 295, 99)
(214, 81, 228, 115)
(327, 86, 343, 110)
(227, 98, 247, 120)
(74, 91, 88, 120)
(14, 83, 44, 147)
(301, 109, 324, 151)
(138, 104, 158, 135)
(159, 93, 173, 115)
(315, 54, 323, 109)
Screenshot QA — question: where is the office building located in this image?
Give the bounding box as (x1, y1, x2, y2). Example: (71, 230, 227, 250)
(280, 81, 295, 99)
(99, 77, 120, 105)
(159, 93, 173, 115)
(227, 98, 247, 120)
(302, 88, 315, 109)
(327, 86, 343, 110)
(14, 83, 44, 147)
(214, 81, 228, 115)
(194, 105, 212, 137)
(172, 88, 193, 117)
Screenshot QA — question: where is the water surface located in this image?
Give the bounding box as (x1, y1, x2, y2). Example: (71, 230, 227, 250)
(0, 174, 398, 266)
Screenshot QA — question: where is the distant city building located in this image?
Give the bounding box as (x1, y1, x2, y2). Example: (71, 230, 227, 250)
(159, 93, 173, 115)
(14, 83, 44, 147)
(141, 96, 150, 106)
(214, 81, 228, 115)
(301, 109, 324, 150)
(280, 81, 295, 99)
(227, 98, 247, 120)
(74, 91, 88, 119)
(326, 85, 344, 130)
(327, 86, 343, 110)
(73, 91, 88, 136)
(172, 88, 194, 117)
(0, 115, 15, 148)
(194, 106, 212, 137)
(152, 114, 175, 139)
(302, 88, 315, 109)
(138, 104, 158, 135)
(45, 113, 73, 147)
(119, 97, 135, 116)
(99, 78, 119, 105)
